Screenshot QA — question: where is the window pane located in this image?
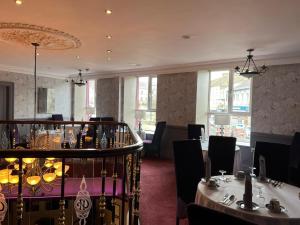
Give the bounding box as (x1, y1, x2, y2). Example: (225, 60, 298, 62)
(231, 115, 251, 143)
(151, 77, 157, 110)
(232, 74, 251, 112)
(135, 111, 156, 132)
(137, 77, 149, 110)
(209, 71, 229, 112)
(208, 114, 251, 143)
(87, 80, 95, 107)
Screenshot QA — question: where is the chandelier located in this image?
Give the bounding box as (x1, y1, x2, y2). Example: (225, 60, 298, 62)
(0, 43, 70, 193)
(235, 49, 268, 78)
(0, 156, 69, 193)
(72, 69, 88, 86)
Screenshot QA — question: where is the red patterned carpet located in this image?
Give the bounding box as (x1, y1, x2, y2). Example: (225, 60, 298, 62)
(140, 159, 187, 225)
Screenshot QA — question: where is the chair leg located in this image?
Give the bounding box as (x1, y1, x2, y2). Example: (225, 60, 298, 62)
(176, 217, 179, 225)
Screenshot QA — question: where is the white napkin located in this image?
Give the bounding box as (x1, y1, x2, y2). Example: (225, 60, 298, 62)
(259, 155, 267, 181)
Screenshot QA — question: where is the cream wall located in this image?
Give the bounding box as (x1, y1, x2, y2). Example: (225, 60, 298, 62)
(96, 77, 120, 120)
(0, 70, 71, 119)
(252, 64, 300, 136)
(156, 72, 198, 126)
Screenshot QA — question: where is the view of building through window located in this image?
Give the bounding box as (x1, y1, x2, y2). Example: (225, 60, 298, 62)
(86, 80, 96, 119)
(208, 71, 251, 144)
(135, 76, 157, 131)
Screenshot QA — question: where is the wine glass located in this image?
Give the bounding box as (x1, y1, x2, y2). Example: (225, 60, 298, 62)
(249, 166, 256, 178)
(255, 184, 265, 207)
(219, 170, 227, 181)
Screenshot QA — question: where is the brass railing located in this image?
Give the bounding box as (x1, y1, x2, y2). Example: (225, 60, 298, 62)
(0, 120, 143, 225)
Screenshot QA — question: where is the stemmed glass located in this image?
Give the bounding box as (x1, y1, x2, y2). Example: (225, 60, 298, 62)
(219, 170, 227, 181)
(249, 166, 256, 177)
(255, 184, 265, 207)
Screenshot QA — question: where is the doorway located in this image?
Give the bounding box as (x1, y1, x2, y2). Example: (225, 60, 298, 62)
(0, 82, 14, 120)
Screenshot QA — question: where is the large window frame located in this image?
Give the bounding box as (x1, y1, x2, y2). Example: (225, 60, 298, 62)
(85, 80, 96, 119)
(135, 75, 157, 132)
(208, 69, 252, 144)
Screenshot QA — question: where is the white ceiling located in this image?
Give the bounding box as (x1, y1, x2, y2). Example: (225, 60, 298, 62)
(1, 0, 300, 78)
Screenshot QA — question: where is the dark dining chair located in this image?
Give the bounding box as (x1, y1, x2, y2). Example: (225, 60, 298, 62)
(88, 117, 101, 144)
(187, 124, 205, 139)
(289, 132, 300, 187)
(208, 136, 236, 176)
(173, 140, 205, 225)
(51, 114, 63, 121)
(254, 141, 290, 183)
(187, 203, 257, 225)
(143, 121, 166, 157)
(89, 117, 101, 121)
(100, 117, 114, 121)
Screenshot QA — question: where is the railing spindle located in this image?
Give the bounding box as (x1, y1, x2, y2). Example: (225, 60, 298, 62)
(111, 156, 118, 225)
(17, 158, 23, 225)
(99, 157, 107, 225)
(59, 158, 66, 225)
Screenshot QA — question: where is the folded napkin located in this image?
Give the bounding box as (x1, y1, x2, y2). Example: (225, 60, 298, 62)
(259, 155, 267, 181)
(205, 157, 211, 181)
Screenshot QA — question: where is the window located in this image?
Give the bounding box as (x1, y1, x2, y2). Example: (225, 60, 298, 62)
(208, 70, 251, 144)
(135, 76, 157, 132)
(86, 80, 96, 119)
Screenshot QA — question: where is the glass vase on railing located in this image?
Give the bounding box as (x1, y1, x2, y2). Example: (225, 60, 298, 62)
(69, 130, 77, 149)
(101, 132, 107, 149)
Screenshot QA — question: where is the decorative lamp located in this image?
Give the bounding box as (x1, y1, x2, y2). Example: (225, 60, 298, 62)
(23, 158, 36, 164)
(8, 175, 19, 184)
(43, 173, 56, 183)
(55, 165, 70, 177)
(215, 115, 230, 136)
(235, 49, 268, 78)
(72, 69, 88, 86)
(0, 176, 9, 184)
(44, 160, 54, 168)
(26, 176, 41, 186)
(5, 158, 17, 163)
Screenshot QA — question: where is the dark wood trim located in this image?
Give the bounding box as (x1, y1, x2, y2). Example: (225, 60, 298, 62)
(0, 81, 14, 120)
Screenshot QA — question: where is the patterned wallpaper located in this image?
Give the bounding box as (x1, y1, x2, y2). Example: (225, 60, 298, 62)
(0, 70, 71, 119)
(252, 64, 300, 135)
(96, 77, 119, 120)
(156, 72, 197, 126)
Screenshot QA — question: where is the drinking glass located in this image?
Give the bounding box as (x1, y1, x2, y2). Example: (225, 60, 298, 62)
(249, 166, 256, 178)
(255, 184, 265, 207)
(219, 170, 227, 181)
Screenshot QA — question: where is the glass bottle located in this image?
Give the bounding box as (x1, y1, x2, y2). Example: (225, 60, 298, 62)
(101, 132, 107, 149)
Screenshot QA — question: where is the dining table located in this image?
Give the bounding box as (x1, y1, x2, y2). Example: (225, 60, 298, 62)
(195, 175, 300, 225)
(200, 140, 241, 175)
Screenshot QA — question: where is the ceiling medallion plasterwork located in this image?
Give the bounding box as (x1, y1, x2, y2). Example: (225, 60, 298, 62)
(0, 22, 81, 50)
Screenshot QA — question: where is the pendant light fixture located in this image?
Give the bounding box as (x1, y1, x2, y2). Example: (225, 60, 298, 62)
(235, 49, 268, 78)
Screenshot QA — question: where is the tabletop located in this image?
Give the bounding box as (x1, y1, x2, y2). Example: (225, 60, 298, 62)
(195, 175, 300, 225)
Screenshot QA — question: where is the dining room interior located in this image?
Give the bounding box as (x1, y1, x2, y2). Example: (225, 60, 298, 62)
(0, 0, 300, 225)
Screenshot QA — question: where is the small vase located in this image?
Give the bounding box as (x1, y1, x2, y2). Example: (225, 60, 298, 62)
(101, 132, 107, 149)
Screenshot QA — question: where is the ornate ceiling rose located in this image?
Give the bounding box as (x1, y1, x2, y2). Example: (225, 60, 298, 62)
(0, 22, 81, 50)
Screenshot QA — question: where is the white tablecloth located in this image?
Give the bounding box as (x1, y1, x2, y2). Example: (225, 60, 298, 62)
(201, 141, 241, 175)
(195, 175, 300, 225)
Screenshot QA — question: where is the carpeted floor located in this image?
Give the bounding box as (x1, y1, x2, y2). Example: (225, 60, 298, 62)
(139, 158, 189, 225)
